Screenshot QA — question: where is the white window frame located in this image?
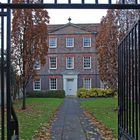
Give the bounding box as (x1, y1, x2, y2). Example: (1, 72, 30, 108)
(49, 78, 57, 90)
(83, 78, 91, 89)
(66, 57, 74, 69)
(83, 57, 91, 69)
(66, 37, 74, 48)
(34, 60, 41, 70)
(33, 79, 41, 91)
(49, 57, 57, 69)
(49, 37, 57, 48)
(83, 37, 91, 47)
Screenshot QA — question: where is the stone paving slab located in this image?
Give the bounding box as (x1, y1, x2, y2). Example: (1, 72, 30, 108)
(51, 97, 102, 140)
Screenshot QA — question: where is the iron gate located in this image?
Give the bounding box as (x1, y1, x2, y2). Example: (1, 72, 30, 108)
(0, 0, 140, 140)
(118, 20, 140, 140)
(0, 1, 19, 140)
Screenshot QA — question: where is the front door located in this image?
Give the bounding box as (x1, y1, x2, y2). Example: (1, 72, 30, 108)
(63, 75, 77, 96)
(66, 79, 75, 96)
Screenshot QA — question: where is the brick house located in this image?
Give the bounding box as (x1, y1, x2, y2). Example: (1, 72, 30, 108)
(26, 21, 101, 96)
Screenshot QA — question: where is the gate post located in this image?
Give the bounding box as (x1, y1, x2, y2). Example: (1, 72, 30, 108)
(1, 0, 19, 139)
(1, 7, 5, 140)
(7, 1, 19, 139)
(6, 1, 12, 139)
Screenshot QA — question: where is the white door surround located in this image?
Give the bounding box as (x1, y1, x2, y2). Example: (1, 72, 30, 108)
(63, 75, 78, 96)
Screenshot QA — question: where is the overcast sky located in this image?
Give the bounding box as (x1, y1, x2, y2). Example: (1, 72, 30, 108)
(1, 0, 107, 24)
(48, 9, 107, 24)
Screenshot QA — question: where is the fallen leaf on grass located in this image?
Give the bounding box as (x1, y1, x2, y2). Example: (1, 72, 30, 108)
(84, 111, 117, 140)
(32, 103, 62, 140)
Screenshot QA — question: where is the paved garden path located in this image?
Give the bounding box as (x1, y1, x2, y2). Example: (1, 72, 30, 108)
(51, 97, 103, 140)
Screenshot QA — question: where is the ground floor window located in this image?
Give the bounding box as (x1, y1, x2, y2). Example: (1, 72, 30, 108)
(33, 79, 41, 91)
(83, 78, 91, 89)
(50, 78, 57, 90)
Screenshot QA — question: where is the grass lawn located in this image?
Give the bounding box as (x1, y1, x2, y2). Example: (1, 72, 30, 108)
(80, 97, 118, 138)
(14, 98, 64, 140)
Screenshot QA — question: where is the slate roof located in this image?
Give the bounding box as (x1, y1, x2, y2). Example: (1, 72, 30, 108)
(48, 22, 100, 34)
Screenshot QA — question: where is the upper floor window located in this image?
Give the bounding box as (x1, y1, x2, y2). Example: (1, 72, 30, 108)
(83, 37, 91, 47)
(83, 78, 91, 89)
(33, 79, 41, 91)
(34, 60, 41, 70)
(49, 57, 57, 69)
(50, 78, 57, 90)
(49, 37, 57, 48)
(66, 57, 74, 69)
(83, 57, 91, 69)
(66, 37, 74, 48)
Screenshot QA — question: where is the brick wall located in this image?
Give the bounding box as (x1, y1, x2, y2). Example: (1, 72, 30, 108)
(26, 23, 101, 93)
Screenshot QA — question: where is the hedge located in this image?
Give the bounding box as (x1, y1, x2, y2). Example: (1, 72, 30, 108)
(27, 90, 65, 98)
(77, 88, 116, 98)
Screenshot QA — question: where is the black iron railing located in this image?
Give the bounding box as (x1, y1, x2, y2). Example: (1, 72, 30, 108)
(0, 2, 19, 140)
(118, 20, 140, 140)
(1, 0, 140, 9)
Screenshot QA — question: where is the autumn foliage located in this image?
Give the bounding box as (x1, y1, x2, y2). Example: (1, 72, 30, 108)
(96, 9, 118, 89)
(96, 2, 140, 89)
(12, 0, 49, 109)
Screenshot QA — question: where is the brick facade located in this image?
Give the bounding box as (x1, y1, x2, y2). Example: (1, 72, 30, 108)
(26, 22, 101, 95)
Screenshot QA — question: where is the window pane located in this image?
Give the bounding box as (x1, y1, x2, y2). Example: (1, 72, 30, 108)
(49, 38, 57, 48)
(34, 80, 41, 90)
(83, 37, 91, 47)
(50, 57, 57, 69)
(66, 57, 74, 69)
(83, 78, 91, 89)
(66, 37, 74, 47)
(50, 78, 57, 90)
(34, 60, 40, 70)
(84, 57, 91, 69)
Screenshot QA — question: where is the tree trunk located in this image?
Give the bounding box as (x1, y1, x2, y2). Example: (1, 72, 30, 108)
(22, 57, 26, 110)
(22, 86, 26, 110)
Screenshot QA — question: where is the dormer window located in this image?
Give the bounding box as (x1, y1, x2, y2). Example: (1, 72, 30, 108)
(49, 37, 57, 48)
(83, 37, 91, 47)
(66, 37, 74, 48)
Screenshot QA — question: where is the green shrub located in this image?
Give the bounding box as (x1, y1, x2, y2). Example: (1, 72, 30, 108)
(47, 90, 65, 98)
(77, 88, 116, 98)
(27, 90, 65, 98)
(95, 88, 103, 97)
(88, 88, 97, 97)
(105, 88, 116, 97)
(77, 88, 88, 98)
